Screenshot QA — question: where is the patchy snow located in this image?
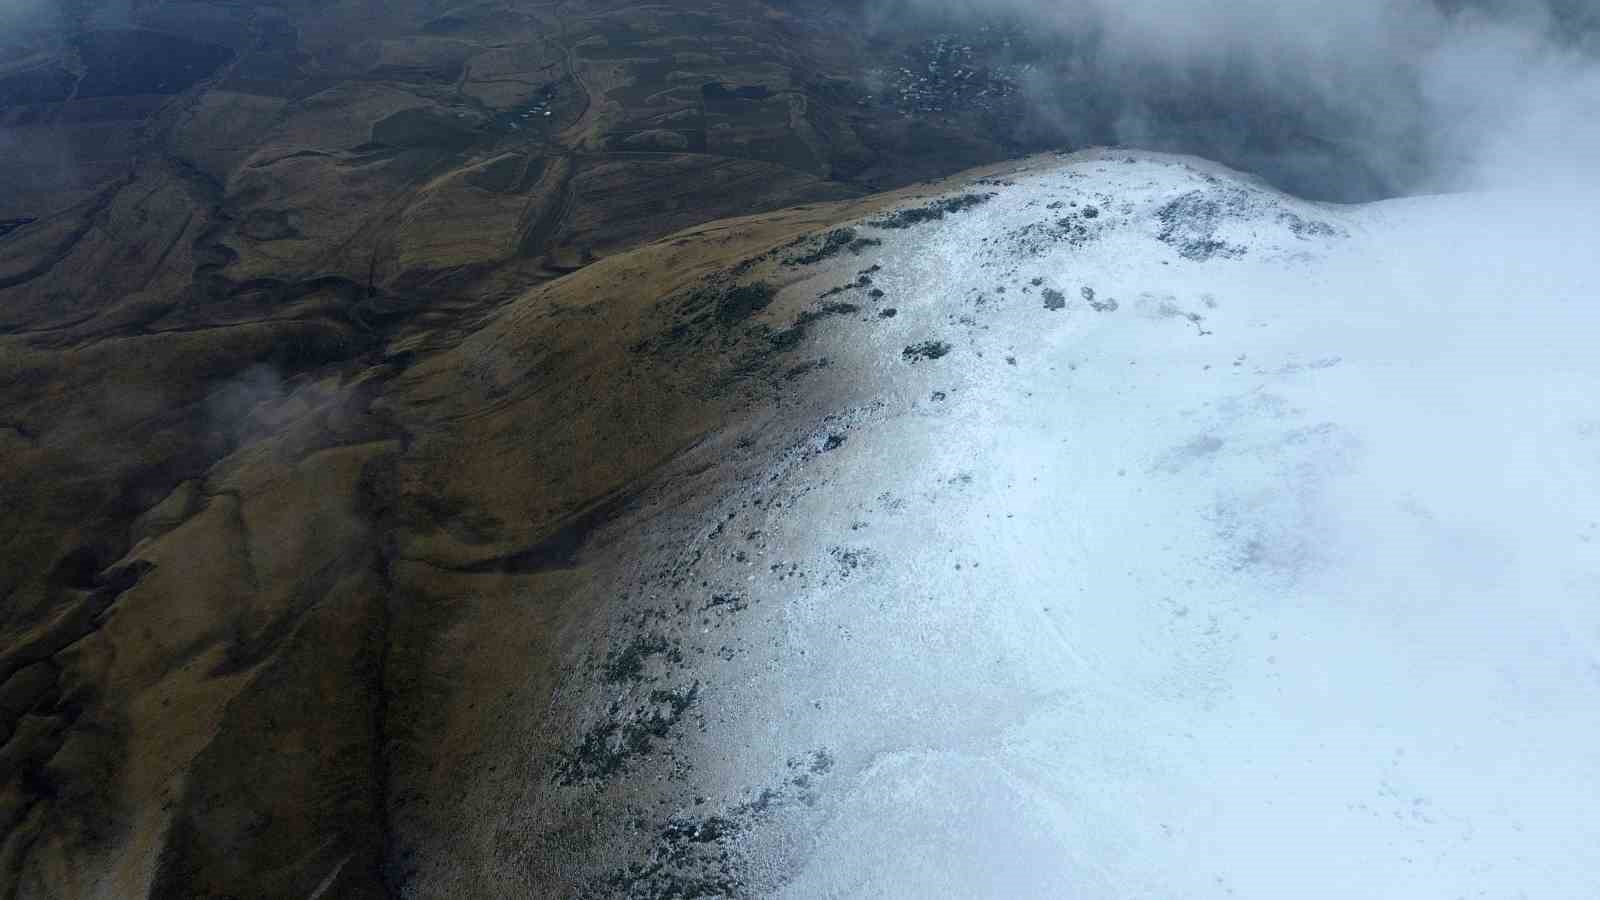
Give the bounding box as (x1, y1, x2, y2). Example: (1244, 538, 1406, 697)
(665, 150, 1599, 898)
(555, 150, 1597, 898)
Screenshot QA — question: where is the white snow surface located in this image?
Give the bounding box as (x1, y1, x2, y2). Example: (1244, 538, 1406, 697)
(668, 152, 1599, 898)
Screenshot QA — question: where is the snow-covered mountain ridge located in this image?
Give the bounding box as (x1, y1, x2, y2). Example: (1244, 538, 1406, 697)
(515, 150, 1598, 899)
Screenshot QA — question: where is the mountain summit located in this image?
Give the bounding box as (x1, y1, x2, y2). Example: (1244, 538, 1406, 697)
(492, 150, 1600, 897)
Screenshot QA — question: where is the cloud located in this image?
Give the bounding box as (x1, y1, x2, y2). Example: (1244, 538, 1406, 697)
(1419, 11, 1600, 191)
(205, 364, 289, 446)
(867, 0, 1600, 198)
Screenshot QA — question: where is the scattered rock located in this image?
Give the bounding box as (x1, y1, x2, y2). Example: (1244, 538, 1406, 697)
(902, 340, 952, 362)
(1083, 286, 1117, 312)
(1154, 190, 1250, 260)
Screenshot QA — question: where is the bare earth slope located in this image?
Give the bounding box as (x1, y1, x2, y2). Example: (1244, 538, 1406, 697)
(0, 0, 1050, 894)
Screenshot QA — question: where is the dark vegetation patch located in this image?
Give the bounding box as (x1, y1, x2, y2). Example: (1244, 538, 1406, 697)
(766, 328, 803, 352)
(813, 266, 883, 301)
(603, 635, 681, 684)
(798, 302, 860, 325)
(878, 307, 897, 318)
(784, 228, 853, 266)
(732, 231, 809, 276)
(715, 282, 778, 325)
(628, 271, 870, 387)
(601, 845, 740, 900)
(767, 302, 860, 350)
(1041, 288, 1065, 310)
(783, 357, 830, 380)
(902, 340, 952, 362)
(781, 228, 882, 267)
(595, 746, 836, 896)
(556, 683, 699, 785)
(869, 192, 994, 230)
(634, 276, 805, 362)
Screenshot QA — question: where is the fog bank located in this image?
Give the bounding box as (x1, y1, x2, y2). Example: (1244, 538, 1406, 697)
(868, 0, 1600, 198)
